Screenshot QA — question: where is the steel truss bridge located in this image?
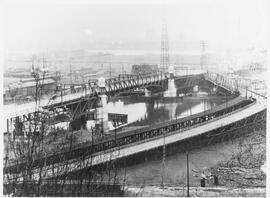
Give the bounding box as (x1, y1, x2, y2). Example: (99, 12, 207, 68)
(204, 71, 238, 93)
(95, 73, 167, 96)
(5, 73, 202, 134)
(5, 92, 266, 181)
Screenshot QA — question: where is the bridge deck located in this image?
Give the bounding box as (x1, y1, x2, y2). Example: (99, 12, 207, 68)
(5, 98, 265, 181)
(3, 91, 87, 120)
(125, 95, 243, 134)
(86, 99, 266, 165)
(4, 95, 256, 172)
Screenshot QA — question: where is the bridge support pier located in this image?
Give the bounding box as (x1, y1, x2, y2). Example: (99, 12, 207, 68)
(164, 66, 177, 97)
(144, 88, 151, 97)
(96, 78, 109, 134)
(165, 79, 177, 97)
(193, 85, 199, 92)
(96, 94, 109, 134)
(211, 86, 217, 94)
(192, 85, 199, 96)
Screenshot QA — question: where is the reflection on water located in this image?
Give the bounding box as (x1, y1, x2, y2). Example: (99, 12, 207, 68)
(108, 96, 225, 128)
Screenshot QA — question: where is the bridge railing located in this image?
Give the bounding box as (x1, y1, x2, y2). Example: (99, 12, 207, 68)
(244, 88, 267, 108)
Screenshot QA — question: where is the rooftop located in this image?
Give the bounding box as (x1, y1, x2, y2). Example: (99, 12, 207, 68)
(9, 78, 56, 89)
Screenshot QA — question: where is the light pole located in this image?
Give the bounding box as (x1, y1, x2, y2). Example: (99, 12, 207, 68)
(186, 151, 190, 197)
(203, 99, 206, 117)
(61, 83, 63, 103)
(175, 95, 178, 124)
(161, 128, 166, 189)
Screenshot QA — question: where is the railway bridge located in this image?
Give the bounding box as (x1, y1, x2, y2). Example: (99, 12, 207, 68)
(94, 72, 167, 96)
(4, 90, 266, 181)
(204, 71, 238, 94)
(5, 72, 202, 135)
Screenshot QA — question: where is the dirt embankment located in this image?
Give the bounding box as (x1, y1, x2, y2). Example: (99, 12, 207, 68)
(207, 129, 266, 188)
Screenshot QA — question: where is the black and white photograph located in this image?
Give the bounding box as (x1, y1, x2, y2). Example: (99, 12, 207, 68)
(1, 0, 268, 197)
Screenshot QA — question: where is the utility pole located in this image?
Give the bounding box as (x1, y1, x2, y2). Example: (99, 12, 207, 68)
(61, 84, 63, 103)
(91, 126, 94, 148)
(203, 99, 206, 117)
(113, 120, 117, 146)
(200, 40, 206, 70)
(109, 64, 112, 78)
(186, 151, 190, 197)
(42, 55, 45, 69)
(175, 97, 178, 124)
(162, 129, 166, 188)
(70, 63, 72, 84)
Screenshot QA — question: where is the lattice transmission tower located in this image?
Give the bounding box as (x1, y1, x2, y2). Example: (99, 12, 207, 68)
(160, 17, 170, 73)
(200, 40, 207, 70)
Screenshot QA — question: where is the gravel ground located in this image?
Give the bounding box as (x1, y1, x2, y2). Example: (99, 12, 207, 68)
(124, 186, 266, 197)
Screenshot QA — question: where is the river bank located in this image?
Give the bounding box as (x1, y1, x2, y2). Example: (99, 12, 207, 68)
(206, 129, 266, 189)
(123, 128, 266, 197)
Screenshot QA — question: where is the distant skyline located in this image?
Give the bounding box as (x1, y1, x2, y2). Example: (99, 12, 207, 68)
(4, 0, 269, 56)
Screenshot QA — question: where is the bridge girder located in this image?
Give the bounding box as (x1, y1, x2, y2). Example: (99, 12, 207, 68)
(100, 73, 166, 96)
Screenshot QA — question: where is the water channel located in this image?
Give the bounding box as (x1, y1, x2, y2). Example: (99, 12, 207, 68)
(107, 93, 224, 129)
(80, 92, 247, 187)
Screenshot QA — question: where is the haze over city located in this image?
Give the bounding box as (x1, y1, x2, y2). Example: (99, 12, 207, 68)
(4, 0, 269, 56)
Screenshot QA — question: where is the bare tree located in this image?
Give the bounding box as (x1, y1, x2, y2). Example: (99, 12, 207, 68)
(4, 65, 125, 196)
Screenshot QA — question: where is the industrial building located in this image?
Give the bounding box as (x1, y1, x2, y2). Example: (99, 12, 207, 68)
(5, 74, 60, 102)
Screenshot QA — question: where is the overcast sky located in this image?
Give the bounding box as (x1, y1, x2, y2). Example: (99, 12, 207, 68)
(3, 0, 269, 55)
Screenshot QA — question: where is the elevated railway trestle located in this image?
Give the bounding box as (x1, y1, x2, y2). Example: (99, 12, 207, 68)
(5, 95, 265, 179)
